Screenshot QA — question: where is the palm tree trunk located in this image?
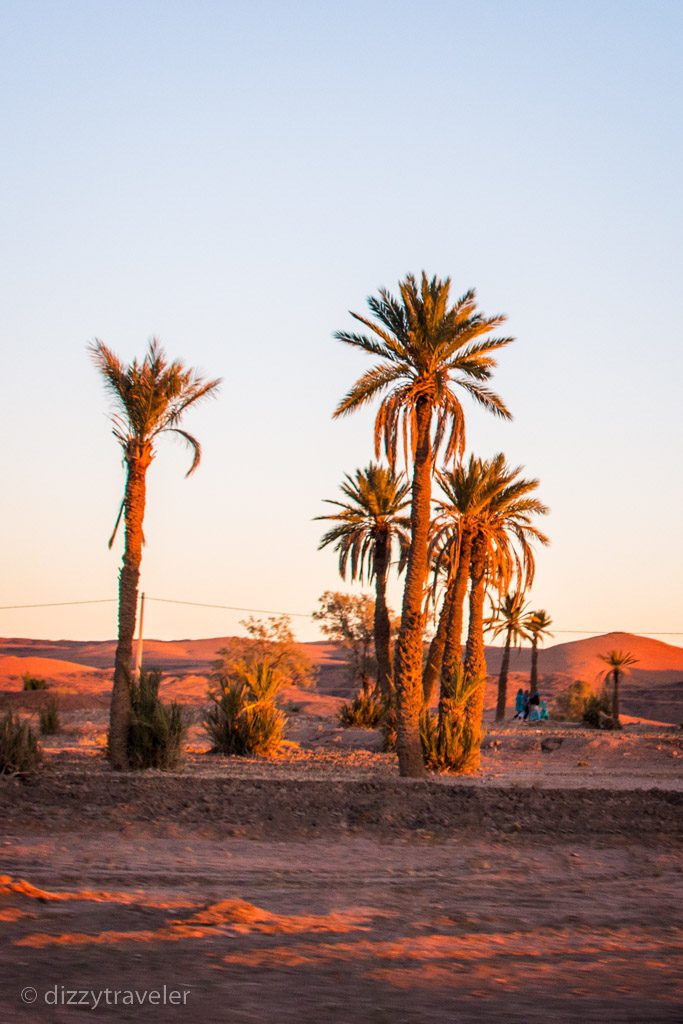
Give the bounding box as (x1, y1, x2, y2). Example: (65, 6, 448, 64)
(612, 668, 622, 728)
(440, 529, 473, 691)
(495, 628, 512, 722)
(464, 533, 488, 765)
(373, 532, 393, 700)
(422, 582, 455, 707)
(394, 397, 432, 778)
(530, 639, 539, 695)
(109, 452, 150, 770)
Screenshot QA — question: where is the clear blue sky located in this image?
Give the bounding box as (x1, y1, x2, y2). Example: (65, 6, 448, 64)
(1, 0, 682, 643)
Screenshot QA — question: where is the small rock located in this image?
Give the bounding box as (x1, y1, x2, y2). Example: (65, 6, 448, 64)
(541, 737, 563, 753)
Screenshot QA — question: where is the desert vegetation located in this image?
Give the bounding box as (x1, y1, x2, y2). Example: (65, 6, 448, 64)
(0, 711, 42, 775)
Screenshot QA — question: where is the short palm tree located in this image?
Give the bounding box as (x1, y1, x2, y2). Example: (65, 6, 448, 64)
(91, 339, 221, 770)
(316, 463, 410, 697)
(526, 610, 553, 696)
(486, 592, 530, 722)
(333, 273, 512, 777)
(463, 457, 549, 757)
(598, 649, 638, 728)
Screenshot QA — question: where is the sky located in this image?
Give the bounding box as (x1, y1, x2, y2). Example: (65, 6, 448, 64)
(1, 0, 682, 645)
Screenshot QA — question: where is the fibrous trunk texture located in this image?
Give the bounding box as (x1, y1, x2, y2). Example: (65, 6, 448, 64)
(463, 533, 488, 768)
(394, 398, 432, 779)
(422, 581, 455, 707)
(495, 629, 512, 722)
(109, 449, 151, 770)
(439, 528, 473, 697)
(373, 532, 393, 699)
(530, 640, 539, 695)
(612, 670, 622, 728)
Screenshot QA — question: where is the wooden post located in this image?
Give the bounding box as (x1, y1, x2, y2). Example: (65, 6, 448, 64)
(134, 592, 145, 676)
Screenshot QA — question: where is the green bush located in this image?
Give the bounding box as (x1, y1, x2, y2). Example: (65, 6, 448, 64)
(339, 689, 386, 728)
(420, 666, 481, 773)
(553, 680, 593, 720)
(22, 674, 47, 691)
(205, 659, 287, 757)
(127, 669, 186, 770)
(39, 697, 60, 736)
(582, 688, 613, 729)
(0, 712, 42, 774)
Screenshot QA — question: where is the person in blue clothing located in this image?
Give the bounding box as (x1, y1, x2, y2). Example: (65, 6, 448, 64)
(540, 699, 549, 720)
(514, 688, 525, 719)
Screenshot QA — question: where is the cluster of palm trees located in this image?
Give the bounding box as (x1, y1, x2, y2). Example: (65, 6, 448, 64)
(92, 271, 550, 776)
(323, 272, 550, 777)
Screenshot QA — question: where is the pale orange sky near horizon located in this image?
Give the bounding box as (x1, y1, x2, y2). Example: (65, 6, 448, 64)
(1, 1, 682, 646)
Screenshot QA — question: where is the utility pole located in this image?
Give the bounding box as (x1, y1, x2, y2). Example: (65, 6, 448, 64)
(134, 592, 145, 676)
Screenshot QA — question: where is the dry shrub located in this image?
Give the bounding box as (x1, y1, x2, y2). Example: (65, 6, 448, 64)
(582, 688, 613, 729)
(339, 689, 386, 729)
(205, 659, 287, 757)
(420, 666, 481, 773)
(39, 697, 60, 736)
(553, 680, 593, 720)
(0, 712, 42, 775)
(127, 669, 186, 770)
(554, 680, 612, 728)
(22, 674, 47, 691)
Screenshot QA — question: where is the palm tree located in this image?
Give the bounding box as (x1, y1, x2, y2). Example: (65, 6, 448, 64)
(316, 463, 410, 697)
(486, 592, 530, 722)
(527, 610, 553, 696)
(91, 339, 221, 770)
(333, 273, 512, 776)
(463, 457, 549, 759)
(426, 456, 511, 707)
(598, 649, 638, 728)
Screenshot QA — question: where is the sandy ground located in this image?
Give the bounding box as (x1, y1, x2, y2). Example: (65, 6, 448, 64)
(1, 828, 682, 1022)
(1, 650, 682, 1022)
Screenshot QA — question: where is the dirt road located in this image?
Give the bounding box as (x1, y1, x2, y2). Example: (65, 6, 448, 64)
(1, 780, 682, 1023)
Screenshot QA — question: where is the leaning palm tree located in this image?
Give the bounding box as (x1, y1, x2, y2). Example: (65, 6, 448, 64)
(598, 649, 638, 728)
(91, 339, 221, 770)
(486, 591, 530, 722)
(316, 463, 410, 697)
(333, 273, 512, 776)
(422, 522, 460, 707)
(463, 457, 549, 759)
(527, 609, 553, 696)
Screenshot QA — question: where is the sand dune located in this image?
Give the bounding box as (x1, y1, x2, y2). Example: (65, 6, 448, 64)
(1, 632, 681, 721)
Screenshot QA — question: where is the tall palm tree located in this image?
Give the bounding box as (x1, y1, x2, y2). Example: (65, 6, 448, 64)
(333, 273, 512, 777)
(527, 610, 553, 696)
(598, 649, 638, 728)
(486, 591, 530, 722)
(463, 457, 549, 759)
(91, 339, 221, 770)
(316, 463, 410, 697)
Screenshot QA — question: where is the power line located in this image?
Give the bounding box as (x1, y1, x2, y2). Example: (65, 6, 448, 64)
(146, 597, 311, 619)
(0, 599, 115, 610)
(0, 596, 681, 636)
